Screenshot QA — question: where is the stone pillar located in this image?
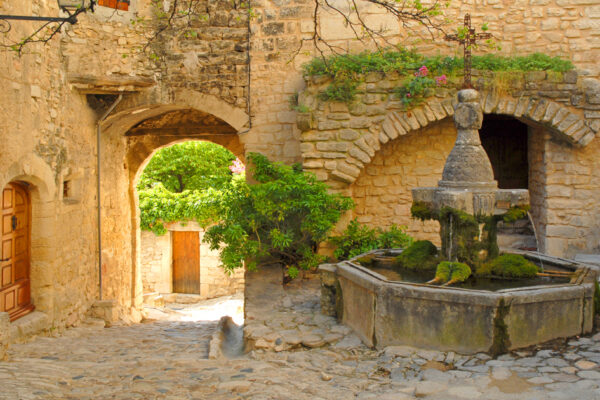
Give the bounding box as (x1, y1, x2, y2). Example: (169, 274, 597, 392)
(0, 312, 9, 360)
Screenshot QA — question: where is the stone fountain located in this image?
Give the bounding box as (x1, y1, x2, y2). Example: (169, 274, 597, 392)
(319, 89, 597, 355)
(411, 89, 528, 262)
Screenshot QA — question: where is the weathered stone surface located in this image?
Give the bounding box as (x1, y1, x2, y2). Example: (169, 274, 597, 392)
(0, 312, 9, 360)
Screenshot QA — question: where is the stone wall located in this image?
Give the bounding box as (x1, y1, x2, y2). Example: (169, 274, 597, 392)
(140, 226, 244, 299)
(0, 1, 101, 335)
(351, 120, 455, 242)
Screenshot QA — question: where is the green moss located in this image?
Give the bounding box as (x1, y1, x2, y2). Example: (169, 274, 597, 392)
(438, 207, 499, 268)
(502, 205, 530, 223)
(490, 298, 511, 356)
(435, 261, 472, 284)
(410, 201, 435, 221)
(396, 240, 439, 270)
(479, 254, 539, 278)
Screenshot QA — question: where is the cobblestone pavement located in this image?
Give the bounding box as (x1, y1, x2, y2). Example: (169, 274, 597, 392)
(2, 283, 600, 399)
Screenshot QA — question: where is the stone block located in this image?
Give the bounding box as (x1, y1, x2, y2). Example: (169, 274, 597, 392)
(338, 128, 360, 141)
(583, 78, 600, 104)
(91, 300, 118, 325)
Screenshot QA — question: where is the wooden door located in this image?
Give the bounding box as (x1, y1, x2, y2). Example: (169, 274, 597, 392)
(1, 183, 34, 321)
(172, 231, 200, 294)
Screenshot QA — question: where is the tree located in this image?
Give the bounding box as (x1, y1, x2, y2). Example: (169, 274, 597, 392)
(137, 141, 238, 234)
(202, 152, 354, 277)
(138, 141, 236, 193)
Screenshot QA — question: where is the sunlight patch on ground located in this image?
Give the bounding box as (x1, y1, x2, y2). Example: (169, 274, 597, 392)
(143, 293, 244, 325)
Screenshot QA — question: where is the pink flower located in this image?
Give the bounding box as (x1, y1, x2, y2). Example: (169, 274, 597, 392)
(229, 158, 245, 174)
(406, 93, 412, 98)
(419, 65, 428, 76)
(435, 75, 447, 86)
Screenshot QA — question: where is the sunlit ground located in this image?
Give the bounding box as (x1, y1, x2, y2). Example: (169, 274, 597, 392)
(143, 292, 244, 325)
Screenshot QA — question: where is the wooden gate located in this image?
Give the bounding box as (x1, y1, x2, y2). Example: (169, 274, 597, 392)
(172, 231, 200, 294)
(1, 182, 34, 321)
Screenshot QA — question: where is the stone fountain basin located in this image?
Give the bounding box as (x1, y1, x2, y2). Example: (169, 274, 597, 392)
(319, 250, 597, 355)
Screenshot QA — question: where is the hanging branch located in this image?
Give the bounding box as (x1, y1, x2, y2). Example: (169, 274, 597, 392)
(291, 0, 448, 61)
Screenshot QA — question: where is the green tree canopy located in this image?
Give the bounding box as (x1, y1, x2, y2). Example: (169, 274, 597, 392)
(137, 141, 239, 235)
(138, 141, 236, 193)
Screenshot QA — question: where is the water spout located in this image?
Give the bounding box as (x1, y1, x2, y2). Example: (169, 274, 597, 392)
(448, 213, 453, 261)
(527, 211, 544, 272)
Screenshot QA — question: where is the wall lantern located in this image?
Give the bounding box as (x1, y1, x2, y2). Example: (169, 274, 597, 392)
(0, 0, 95, 25)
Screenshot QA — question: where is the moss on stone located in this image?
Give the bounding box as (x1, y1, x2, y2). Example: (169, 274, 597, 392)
(395, 240, 439, 270)
(490, 298, 511, 356)
(434, 261, 471, 284)
(438, 207, 499, 269)
(502, 205, 530, 223)
(410, 201, 435, 221)
(478, 253, 539, 278)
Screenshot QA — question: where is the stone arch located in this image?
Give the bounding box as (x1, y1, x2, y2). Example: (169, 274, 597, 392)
(99, 102, 246, 315)
(101, 89, 250, 138)
(0, 154, 56, 200)
(308, 92, 597, 188)
(0, 154, 58, 319)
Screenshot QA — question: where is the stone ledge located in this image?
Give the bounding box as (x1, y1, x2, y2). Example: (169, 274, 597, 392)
(9, 311, 50, 344)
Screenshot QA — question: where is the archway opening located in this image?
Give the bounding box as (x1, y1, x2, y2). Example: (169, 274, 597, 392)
(135, 140, 245, 305)
(480, 115, 529, 189)
(123, 106, 246, 325)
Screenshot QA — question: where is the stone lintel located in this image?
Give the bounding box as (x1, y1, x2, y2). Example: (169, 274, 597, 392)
(68, 74, 155, 94)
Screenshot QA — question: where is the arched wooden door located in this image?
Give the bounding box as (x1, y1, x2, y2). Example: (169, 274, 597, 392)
(1, 182, 34, 321)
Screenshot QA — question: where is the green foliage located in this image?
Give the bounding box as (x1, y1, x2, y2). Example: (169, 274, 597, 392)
(318, 80, 359, 103)
(203, 153, 354, 274)
(502, 205, 530, 223)
(288, 93, 311, 113)
(303, 48, 574, 104)
(478, 254, 539, 278)
(331, 219, 413, 260)
(434, 261, 471, 284)
(378, 224, 414, 250)
(396, 240, 439, 270)
(138, 141, 235, 193)
(138, 142, 238, 235)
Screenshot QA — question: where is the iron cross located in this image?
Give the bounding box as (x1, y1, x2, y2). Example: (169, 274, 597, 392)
(445, 14, 492, 88)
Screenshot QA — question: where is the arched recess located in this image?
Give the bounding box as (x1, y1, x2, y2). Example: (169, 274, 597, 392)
(303, 92, 597, 191)
(97, 101, 247, 317)
(0, 155, 58, 320)
(347, 99, 592, 251)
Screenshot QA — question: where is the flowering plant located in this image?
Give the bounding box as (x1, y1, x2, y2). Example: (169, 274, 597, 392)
(229, 158, 245, 175)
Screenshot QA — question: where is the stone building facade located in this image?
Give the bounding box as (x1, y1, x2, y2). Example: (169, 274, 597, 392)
(0, 0, 599, 346)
